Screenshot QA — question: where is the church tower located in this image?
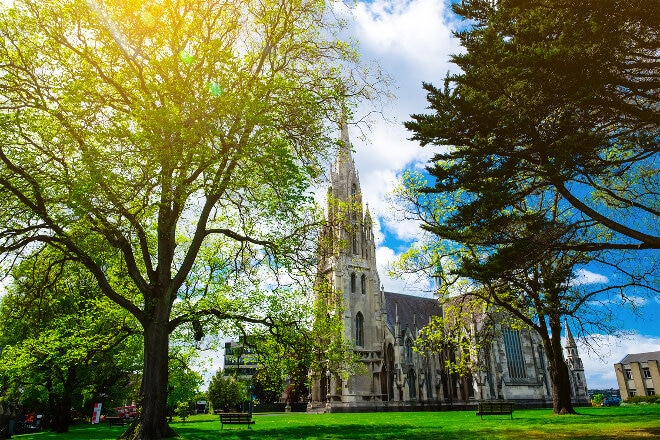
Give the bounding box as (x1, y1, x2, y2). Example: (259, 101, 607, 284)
(565, 320, 589, 404)
(312, 125, 445, 411)
(314, 124, 387, 406)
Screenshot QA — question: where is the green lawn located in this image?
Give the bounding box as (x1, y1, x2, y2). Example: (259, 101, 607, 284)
(12, 405, 660, 440)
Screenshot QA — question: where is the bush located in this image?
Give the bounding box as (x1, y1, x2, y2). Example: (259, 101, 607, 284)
(175, 401, 190, 422)
(591, 394, 604, 406)
(206, 370, 247, 412)
(625, 395, 660, 404)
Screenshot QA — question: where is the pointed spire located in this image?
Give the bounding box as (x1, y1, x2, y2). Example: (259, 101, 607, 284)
(335, 118, 353, 174)
(364, 203, 372, 224)
(564, 319, 576, 348)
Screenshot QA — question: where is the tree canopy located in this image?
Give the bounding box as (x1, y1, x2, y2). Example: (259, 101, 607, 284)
(0, 0, 385, 438)
(406, 0, 659, 252)
(0, 250, 142, 432)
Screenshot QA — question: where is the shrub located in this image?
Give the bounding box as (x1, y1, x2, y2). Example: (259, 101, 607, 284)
(591, 393, 604, 406)
(625, 395, 660, 404)
(175, 401, 190, 422)
(206, 370, 247, 412)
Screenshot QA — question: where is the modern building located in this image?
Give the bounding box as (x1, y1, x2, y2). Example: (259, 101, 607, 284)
(614, 351, 660, 399)
(309, 125, 589, 412)
(223, 339, 258, 379)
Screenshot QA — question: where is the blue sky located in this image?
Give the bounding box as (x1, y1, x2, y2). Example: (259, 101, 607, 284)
(341, 0, 660, 390)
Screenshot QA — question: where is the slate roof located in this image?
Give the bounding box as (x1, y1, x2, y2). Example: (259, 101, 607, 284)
(383, 291, 442, 336)
(618, 351, 660, 364)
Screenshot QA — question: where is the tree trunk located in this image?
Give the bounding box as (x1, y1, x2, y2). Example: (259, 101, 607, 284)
(543, 321, 576, 415)
(121, 319, 176, 439)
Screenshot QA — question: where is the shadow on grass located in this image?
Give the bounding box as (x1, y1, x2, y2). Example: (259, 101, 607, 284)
(174, 423, 660, 440)
(175, 423, 449, 440)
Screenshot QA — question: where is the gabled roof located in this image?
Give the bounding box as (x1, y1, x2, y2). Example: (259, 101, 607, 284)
(383, 291, 442, 336)
(618, 351, 660, 364)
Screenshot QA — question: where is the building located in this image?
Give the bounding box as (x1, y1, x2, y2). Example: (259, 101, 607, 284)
(309, 126, 589, 411)
(614, 351, 660, 399)
(223, 339, 257, 379)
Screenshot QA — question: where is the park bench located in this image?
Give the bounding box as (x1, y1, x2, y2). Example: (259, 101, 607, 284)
(476, 401, 514, 419)
(219, 412, 255, 429)
(106, 416, 126, 427)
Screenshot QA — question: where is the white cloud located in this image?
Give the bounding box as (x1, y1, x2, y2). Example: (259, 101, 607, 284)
(376, 245, 434, 297)
(339, 0, 460, 250)
(573, 269, 608, 285)
(578, 333, 660, 390)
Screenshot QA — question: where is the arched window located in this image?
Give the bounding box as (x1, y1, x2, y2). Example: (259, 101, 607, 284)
(408, 368, 416, 399)
(360, 274, 366, 295)
(351, 184, 358, 221)
(355, 312, 364, 347)
(503, 329, 527, 379)
(350, 273, 356, 293)
(405, 338, 414, 363)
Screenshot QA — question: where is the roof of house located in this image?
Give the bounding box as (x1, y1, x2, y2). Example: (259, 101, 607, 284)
(618, 351, 660, 364)
(383, 291, 442, 337)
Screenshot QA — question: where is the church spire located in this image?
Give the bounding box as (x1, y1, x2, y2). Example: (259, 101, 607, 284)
(564, 320, 576, 348)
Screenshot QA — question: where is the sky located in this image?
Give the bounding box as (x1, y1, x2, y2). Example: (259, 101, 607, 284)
(331, 0, 660, 390)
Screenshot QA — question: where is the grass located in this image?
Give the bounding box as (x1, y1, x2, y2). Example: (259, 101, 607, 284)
(12, 405, 660, 440)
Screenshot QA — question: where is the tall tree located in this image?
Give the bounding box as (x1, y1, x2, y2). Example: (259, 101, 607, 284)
(0, 0, 384, 438)
(399, 0, 658, 413)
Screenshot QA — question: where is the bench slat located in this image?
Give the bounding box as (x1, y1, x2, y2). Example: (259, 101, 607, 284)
(219, 413, 254, 429)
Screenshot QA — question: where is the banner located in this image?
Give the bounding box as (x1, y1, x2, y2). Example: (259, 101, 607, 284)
(91, 402, 102, 424)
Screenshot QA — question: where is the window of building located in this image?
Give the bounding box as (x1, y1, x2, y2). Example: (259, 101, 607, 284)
(360, 274, 366, 295)
(405, 338, 414, 363)
(503, 328, 527, 379)
(408, 368, 416, 399)
(355, 312, 364, 347)
(629, 390, 636, 397)
(351, 184, 357, 221)
(350, 273, 356, 293)
(352, 232, 358, 254)
(625, 369, 633, 379)
(643, 367, 651, 379)
(647, 389, 655, 396)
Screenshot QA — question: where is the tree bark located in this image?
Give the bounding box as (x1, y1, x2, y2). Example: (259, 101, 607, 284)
(543, 320, 576, 415)
(120, 319, 176, 439)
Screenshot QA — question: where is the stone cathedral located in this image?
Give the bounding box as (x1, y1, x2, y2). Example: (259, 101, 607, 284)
(309, 126, 589, 412)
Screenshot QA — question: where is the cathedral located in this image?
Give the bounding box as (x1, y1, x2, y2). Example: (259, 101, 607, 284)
(309, 126, 589, 412)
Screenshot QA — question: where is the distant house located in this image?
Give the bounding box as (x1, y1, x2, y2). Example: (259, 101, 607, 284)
(614, 351, 660, 399)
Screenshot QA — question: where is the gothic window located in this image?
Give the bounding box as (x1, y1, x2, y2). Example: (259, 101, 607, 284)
(360, 274, 366, 295)
(351, 184, 357, 221)
(350, 273, 356, 294)
(352, 232, 358, 254)
(355, 312, 364, 347)
(503, 329, 527, 379)
(408, 368, 416, 399)
(405, 338, 414, 363)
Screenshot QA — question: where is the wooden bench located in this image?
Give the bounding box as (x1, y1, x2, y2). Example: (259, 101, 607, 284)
(106, 416, 126, 427)
(219, 412, 255, 429)
(476, 401, 514, 419)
